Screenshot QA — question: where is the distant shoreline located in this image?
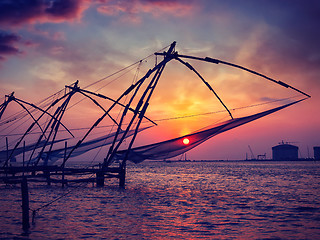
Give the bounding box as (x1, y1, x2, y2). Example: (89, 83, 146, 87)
(161, 158, 319, 163)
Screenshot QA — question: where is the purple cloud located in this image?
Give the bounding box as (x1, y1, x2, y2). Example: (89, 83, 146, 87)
(0, 0, 44, 26)
(0, 0, 86, 26)
(0, 31, 21, 60)
(45, 0, 82, 18)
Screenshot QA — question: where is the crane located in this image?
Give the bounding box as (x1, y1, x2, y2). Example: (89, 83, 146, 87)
(248, 145, 255, 160)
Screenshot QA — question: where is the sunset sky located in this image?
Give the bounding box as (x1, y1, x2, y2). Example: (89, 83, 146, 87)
(0, 0, 319, 160)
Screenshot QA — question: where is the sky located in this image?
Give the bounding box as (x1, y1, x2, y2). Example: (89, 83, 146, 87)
(0, 0, 319, 161)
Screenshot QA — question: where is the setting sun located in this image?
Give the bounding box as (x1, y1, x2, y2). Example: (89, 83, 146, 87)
(182, 138, 190, 145)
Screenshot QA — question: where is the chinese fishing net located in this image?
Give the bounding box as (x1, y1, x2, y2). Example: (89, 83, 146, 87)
(115, 99, 305, 163)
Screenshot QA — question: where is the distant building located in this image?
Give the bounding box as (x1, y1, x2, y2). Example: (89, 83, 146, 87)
(272, 143, 298, 160)
(314, 147, 320, 160)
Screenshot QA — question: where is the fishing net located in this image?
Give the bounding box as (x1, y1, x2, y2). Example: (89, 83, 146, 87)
(40, 126, 152, 163)
(0, 126, 152, 164)
(0, 139, 66, 163)
(115, 99, 304, 163)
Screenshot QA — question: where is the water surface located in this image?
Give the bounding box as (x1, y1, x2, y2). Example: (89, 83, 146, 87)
(0, 161, 319, 239)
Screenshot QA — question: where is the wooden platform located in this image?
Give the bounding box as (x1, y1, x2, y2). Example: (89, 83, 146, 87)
(0, 164, 124, 187)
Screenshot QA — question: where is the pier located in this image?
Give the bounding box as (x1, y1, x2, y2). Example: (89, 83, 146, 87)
(0, 164, 125, 187)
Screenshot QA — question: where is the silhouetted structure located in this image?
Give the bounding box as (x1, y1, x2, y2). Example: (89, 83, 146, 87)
(314, 147, 320, 160)
(272, 143, 298, 160)
(0, 42, 311, 187)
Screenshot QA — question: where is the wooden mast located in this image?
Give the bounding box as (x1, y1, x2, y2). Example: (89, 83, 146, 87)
(103, 41, 177, 187)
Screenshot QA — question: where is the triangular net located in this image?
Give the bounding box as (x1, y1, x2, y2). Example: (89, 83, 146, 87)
(115, 99, 304, 163)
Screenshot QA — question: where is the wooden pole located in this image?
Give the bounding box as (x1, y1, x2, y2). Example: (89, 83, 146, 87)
(92, 166, 95, 187)
(96, 171, 104, 187)
(21, 177, 30, 233)
(23, 141, 25, 176)
(6, 137, 9, 167)
(96, 163, 104, 187)
(62, 141, 67, 188)
(45, 170, 51, 186)
(119, 161, 126, 188)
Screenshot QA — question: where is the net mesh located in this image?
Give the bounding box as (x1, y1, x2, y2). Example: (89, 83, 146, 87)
(115, 99, 304, 163)
(41, 126, 152, 163)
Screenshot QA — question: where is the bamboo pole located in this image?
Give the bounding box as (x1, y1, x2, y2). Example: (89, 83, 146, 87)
(6, 137, 8, 168)
(62, 141, 67, 188)
(21, 177, 30, 233)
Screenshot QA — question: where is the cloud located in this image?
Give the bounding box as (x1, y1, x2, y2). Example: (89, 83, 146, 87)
(137, 0, 195, 17)
(211, 0, 320, 95)
(0, 31, 21, 60)
(0, 0, 90, 63)
(97, 0, 196, 23)
(237, 22, 319, 91)
(0, 0, 89, 27)
(46, 0, 81, 18)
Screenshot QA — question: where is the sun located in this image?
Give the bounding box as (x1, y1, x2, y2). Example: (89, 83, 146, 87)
(182, 138, 190, 145)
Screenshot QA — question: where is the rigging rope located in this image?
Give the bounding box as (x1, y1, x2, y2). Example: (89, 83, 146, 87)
(88, 62, 145, 165)
(83, 44, 171, 90)
(151, 96, 301, 122)
(0, 90, 63, 125)
(65, 63, 139, 111)
(0, 44, 171, 128)
(65, 46, 170, 111)
(30, 179, 94, 224)
(0, 95, 300, 138)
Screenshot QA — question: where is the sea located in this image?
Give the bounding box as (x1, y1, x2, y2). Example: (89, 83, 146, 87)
(0, 161, 319, 240)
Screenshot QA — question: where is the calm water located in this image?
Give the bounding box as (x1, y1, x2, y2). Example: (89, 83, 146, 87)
(0, 161, 320, 239)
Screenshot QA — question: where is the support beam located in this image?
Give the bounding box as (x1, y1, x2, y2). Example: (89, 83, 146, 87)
(21, 177, 30, 233)
(44, 170, 51, 186)
(119, 162, 126, 188)
(96, 171, 104, 187)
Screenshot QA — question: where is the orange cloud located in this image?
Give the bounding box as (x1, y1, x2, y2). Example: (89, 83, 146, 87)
(97, 0, 196, 23)
(137, 0, 195, 17)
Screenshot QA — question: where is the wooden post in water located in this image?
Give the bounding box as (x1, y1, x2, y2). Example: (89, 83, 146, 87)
(21, 177, 30, 233)
(62, 141, 67, 188)
(23, 141, 25, 176)
(92, 166, 95, 187)
(96, 171, 104, 187)
(119, 161, 126, 188)
(6, 137, 9, 168)
(45, 170, 51, 186)
(96, 165, 104, 187)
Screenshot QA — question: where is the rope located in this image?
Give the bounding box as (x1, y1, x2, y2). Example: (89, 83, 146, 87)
(82, 44, 171, 90)
(25, 95, 299, 221)
(65, 64, 139, 111)
(65, 45, 170, 111)
(30, 180, 90, 224)
(0, 90, 63, 125)
(1, 44, 171, 131)
(1, 44, 171, 140)
(24, 55, 157, 219)
(0, 96, 300, 138)
(152, 96, 301, 122)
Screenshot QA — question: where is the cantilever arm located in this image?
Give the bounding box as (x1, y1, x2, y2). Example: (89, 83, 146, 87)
(60, 78, 146, 167)
(77, 90, 119, 127)
(66, 86, 158, 126)
(13, 99, 46, 137)
(175, 57, 233, 119)
(15, 97, 74, 138)
(155, 52, 311, 98)
(0, 101, 10, 120)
